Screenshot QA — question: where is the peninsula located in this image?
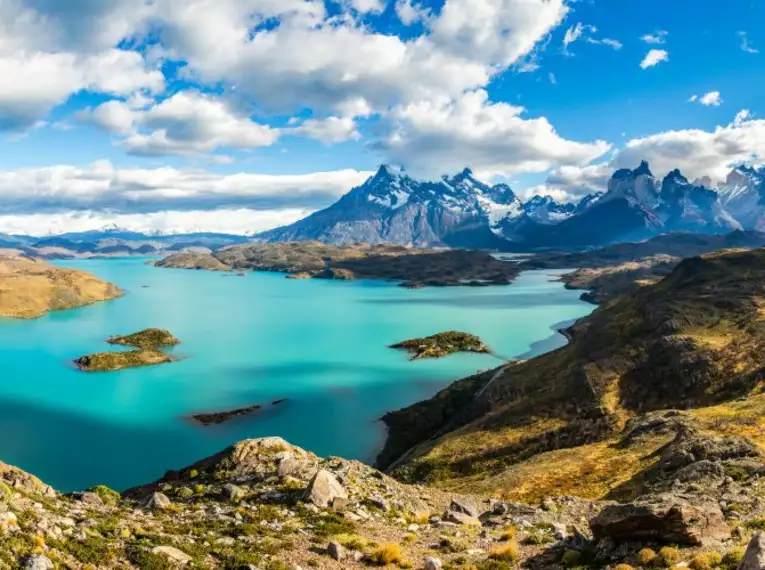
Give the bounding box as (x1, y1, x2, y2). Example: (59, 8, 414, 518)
(155, 242, 520, 288)
(0, 256, 122, 319)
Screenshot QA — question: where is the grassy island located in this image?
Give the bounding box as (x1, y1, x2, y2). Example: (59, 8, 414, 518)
(74, 329, 181, 372)
(108, 328, 181, 349)
(390, 331, 490, 360)
(74, 349, 173, 372)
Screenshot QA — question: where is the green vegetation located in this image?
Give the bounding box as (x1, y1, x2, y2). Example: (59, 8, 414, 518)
(108, 329, 180, 349)
(390, 331, 490, 360)
(74, 348, 173, 372)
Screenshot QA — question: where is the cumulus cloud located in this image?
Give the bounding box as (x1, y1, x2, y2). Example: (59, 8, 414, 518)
(689, 91, 723, 107)
(371, 89, 611, 178)
(640, 49, 669, 69)
(288, 116, 361, 144)
(395, 0, 430, 25)
(612, 111, 765, 182)
(738, 31, 759, 54)
(0, 161, 372, 215)
(526, 163, 613, 200)
(640, 30, 668, 45)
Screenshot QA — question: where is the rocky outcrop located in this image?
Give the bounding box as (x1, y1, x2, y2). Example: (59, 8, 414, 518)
(740, 532, 765, 570)
(0, 256, 122, 318)
(590, 494, 730, 545)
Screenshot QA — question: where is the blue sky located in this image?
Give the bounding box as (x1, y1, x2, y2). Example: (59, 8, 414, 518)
(0, 0, 762, 234)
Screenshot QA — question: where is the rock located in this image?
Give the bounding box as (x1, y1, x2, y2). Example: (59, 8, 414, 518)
(444, 511, 481, 526)
(589, 494, 730, 546)
(23, 555, 53, 570)
(277, 456, 299, 478)
(450, 498, 480, 518)
(142, 492, 172, 510)
(222, 484, 246, 502)
(302, 469, 347, 508)
(75, 492, 103, 506)
(151, 546, 193, 564)
(739, 531, 765, 569)
(327, 541, 346, 561)
(425, 557, 443, 570)
(553, 522, 568, 540)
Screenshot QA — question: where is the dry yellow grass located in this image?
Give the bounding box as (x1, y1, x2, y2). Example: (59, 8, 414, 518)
(366, 543, 408, 567)
(0, 256, 121, 318)
(488, 542, 519, 562)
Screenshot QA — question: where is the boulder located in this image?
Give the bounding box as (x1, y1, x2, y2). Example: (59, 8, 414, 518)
(444, 511, 482, 526)
(142, 492, 172, 510)
(151, 546, 193, 564)
(590, 494, 729, 546)
(425, 557, 443, 570)
(222, 484, 246, 502)
(327, 541, 346, 561)
(450, 498, 480, 518)
(23, 555, 54, 570)
(303, 469, 347, 508)
(739, 532, 765, 570)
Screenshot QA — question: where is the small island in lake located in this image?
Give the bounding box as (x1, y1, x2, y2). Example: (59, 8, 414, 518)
(390, 331, 490, 360)
(189, 399, 289, 426)
(74, 349, 174, 372)
(156, 242, 520, 288)
(74, 328, 181, 372)
(108, 328, 181, 349)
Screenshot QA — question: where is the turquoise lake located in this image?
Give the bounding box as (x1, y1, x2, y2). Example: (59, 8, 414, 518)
(0, 259, 593, 492)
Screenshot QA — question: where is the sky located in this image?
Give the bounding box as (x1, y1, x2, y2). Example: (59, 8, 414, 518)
(0, 0, 763, 235)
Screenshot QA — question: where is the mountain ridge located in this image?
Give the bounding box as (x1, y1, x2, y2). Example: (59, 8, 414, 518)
(259, 162, 765, 250)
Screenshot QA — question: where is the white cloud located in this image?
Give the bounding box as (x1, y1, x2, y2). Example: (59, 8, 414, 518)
(289, 116, 361, 144)
(640, 30, 668, 45)
(348, 0, 386, 14)
(0, 208, 312, 236)
(84, 92, 279, 156)
(689, 91, 723, 107)
(640, 49, 669, 69)
(0, 161, 373, 216)
(613, 110, 765, 182)
(395, 0, 430, 25)
(738, 31, 759, 54)
(0, 50, 163, 131)
(525, 162, 612, 200)
(562, 23, 621, 55)
(371, 89, 611, 178)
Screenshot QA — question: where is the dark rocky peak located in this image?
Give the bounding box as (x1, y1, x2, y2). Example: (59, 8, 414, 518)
(486, 182, 519, 205)
(576, 192, 605, 212)
(633, 160, 653, 178)
(441, 167, 491, 195)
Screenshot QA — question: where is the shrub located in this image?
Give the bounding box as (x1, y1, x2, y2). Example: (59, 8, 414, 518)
(499, 525, 517, 541)
(721, 548, 745, 569)
(176, 487, 194, 499)
(638, 548, 658, 566)
(659, 546, 682, 566)
(561, 549, 582, 567)
(614, 565, 634, 570)
(366, 543, 406, 567)
(88, 485, 121, 506)
(745, 519, 765, 530)
(332, 533, 369, 550)
(689, 552, 723, 570)
(488, 542, 519, 563)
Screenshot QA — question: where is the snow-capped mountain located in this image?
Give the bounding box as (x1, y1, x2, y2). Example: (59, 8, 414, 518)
(716, 165, 765, 230)
(258, 165, 528, 247)
(259, 162, 761, 250)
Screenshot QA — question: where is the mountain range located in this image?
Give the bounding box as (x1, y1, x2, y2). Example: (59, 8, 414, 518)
(0, 226, 249, 259)
(259, 162, 765, 250)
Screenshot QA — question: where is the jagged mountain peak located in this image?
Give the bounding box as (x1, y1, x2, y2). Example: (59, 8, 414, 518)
(633, 160, 653, 178)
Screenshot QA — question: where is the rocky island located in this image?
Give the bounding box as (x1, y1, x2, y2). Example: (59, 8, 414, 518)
(156, 242, 520, 288)
(0, 256, 122, 319)
(74, 329, 180, 372)
(390, 331, 490, 360)
(189, 399, 289, 426)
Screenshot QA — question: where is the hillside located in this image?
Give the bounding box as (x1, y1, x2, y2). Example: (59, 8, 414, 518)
(379, 248, 765, 503)
(0, 256, 122, 318)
